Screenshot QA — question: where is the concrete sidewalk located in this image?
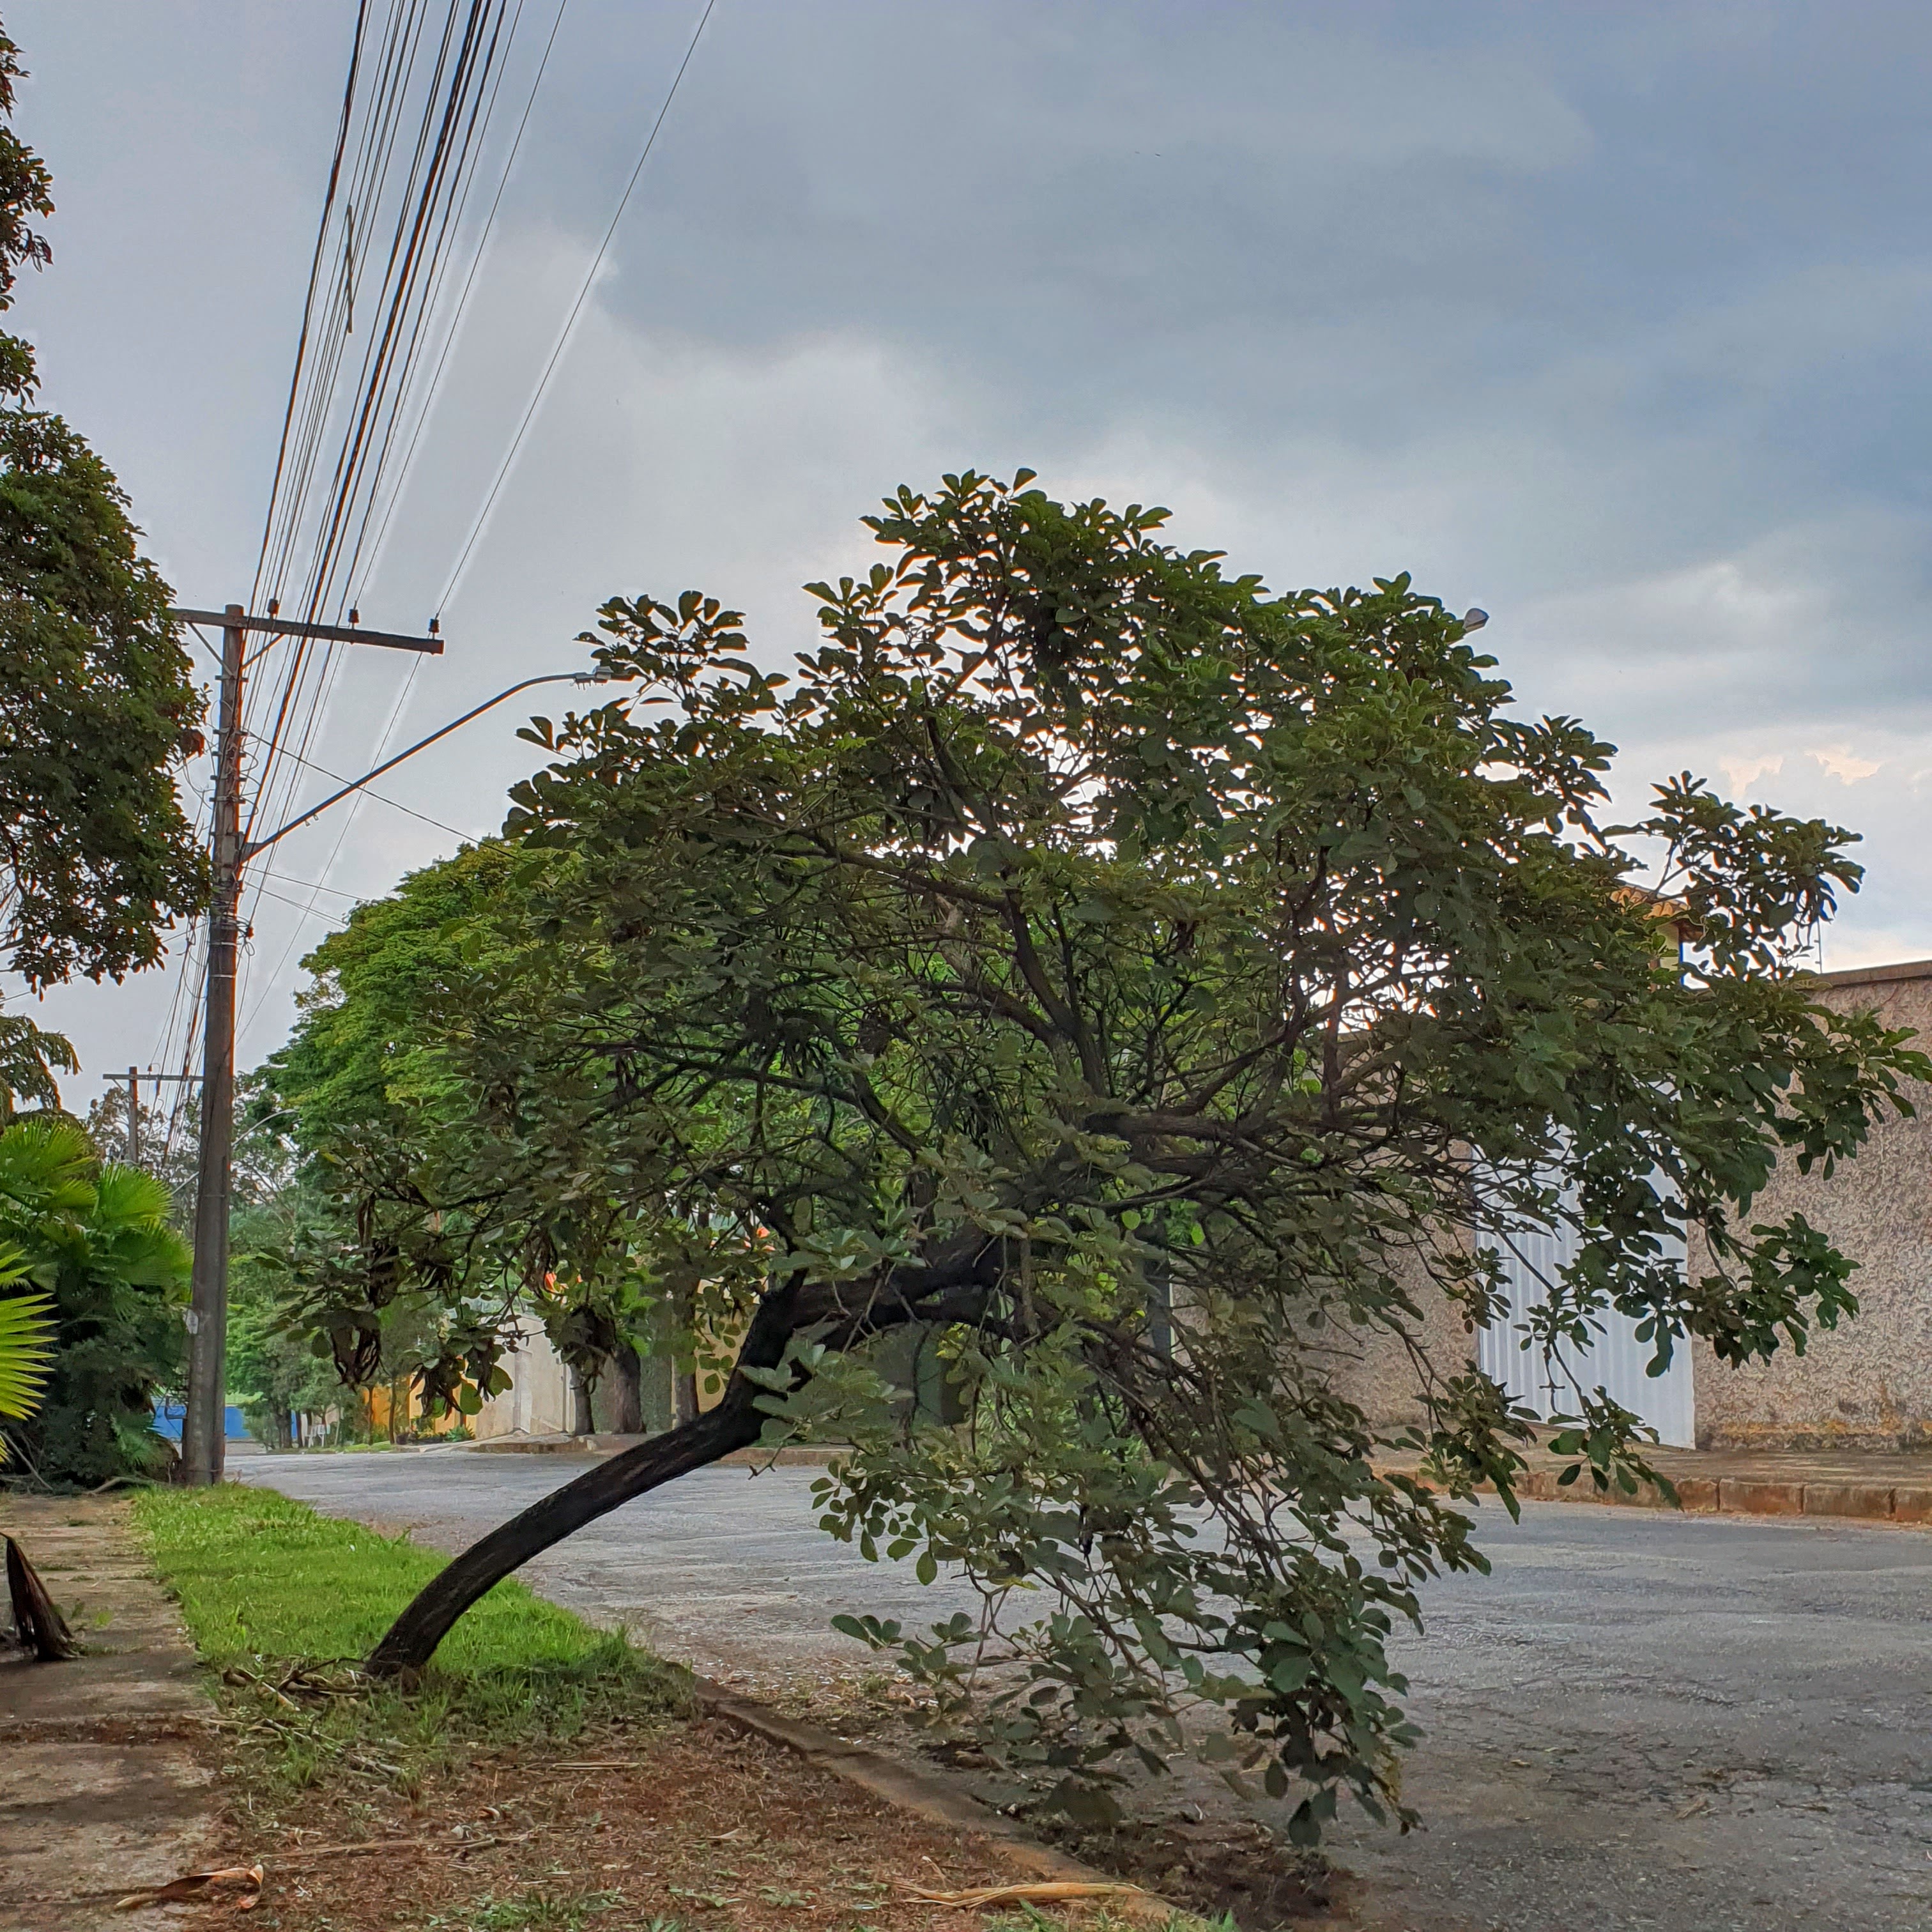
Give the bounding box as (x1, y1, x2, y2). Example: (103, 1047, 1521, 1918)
(0, 1496, 215, 1930)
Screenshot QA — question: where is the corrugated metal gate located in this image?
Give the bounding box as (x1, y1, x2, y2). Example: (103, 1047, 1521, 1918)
(1476, 1215, 1696, 1448)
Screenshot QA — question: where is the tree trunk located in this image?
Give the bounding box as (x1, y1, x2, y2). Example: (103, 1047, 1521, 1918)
(366, 1284, 801, 1676)
(604, 1346, 643, 1434)
(568, 1363, 594, 1436)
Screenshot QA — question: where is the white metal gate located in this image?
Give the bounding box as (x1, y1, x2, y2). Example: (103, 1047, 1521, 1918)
(1476, 1213, 1696, 1448)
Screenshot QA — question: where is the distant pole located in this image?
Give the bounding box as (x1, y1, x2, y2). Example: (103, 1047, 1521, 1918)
(126, 1066, 140, 1167)
(181, 605, 245, 1487)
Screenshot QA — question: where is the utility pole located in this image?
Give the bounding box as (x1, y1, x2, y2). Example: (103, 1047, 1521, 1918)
(171, 602, 445, 1486)
(164, 607, 602, 1485)
(112, 1066, 202, 1172)
(180, 606, 245, 1487)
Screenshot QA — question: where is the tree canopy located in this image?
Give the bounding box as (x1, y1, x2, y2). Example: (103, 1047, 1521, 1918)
(0, 22, 205, 990)
(269, 471, 1924, 1836)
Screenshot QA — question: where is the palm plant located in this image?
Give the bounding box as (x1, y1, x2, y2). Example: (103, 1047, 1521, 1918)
(0, 1246, 53, 1459)
(0, 1118, 191, 1482)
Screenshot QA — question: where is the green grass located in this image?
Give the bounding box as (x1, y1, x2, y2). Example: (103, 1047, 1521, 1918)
(134, 1483, 608, 1673)
(131, 1484, 686, 1787)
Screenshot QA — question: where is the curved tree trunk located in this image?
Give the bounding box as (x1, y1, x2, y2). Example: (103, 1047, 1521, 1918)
(367, 1285, 801, 1676)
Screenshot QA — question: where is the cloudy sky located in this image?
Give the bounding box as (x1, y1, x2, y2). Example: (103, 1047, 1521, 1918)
(11, 0, 1932, 1101)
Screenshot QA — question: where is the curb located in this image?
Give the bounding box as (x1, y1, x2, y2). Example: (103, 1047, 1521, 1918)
(1510, 1466, 1932, 1526)
(687, 1676, 1175, 1924)
(460, 1435, 847, 1466)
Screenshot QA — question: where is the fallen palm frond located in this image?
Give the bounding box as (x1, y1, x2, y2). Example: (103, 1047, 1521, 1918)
(901, 1877, 1156, 1908)
(112, 1863, 264, 1911)
(222, 1659, 376, 1701)
(5, 1533, 81, 1659)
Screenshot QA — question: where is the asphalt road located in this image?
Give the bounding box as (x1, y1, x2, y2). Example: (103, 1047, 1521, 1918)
(238, 1450, 1932, 1932)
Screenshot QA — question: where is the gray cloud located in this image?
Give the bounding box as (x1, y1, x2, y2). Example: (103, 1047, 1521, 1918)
(12, 0, 1932, 1087)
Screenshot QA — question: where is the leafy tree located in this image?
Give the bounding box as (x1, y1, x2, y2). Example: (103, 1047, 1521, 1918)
(277, 473, 1923, 1837)
(265, 840, 639, 1420)
(82, 1076, 342, 1448)
(0, 1117, 190, 1483)
(0, 21, 205, 989)
(0, 1006, 73, 1118)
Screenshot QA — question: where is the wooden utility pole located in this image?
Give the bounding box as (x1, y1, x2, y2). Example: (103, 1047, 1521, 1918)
(180, 606, 245, 1486)
(170, 602, 444, 1487)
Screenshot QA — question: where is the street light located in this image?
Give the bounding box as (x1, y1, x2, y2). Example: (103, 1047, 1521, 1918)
(243, 670, 613, 858)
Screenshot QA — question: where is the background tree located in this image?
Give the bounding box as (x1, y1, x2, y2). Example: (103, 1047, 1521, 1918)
(264, 840, 643, 1425)
(271, 473, 1923, 1837)
(0, 20, 205, 990)
(0, 1006, 72, 1117)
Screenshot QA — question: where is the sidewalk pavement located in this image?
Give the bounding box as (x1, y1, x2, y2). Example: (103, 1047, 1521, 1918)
(0, 1496, 215, 1930)
(1384, 1438, 1932, 1526)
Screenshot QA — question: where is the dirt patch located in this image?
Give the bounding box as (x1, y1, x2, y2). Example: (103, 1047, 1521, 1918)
(1043, 1818, 1332, 1932)
(743, 1676, 1336, 1932)
(181, 1714, 1169, 1932)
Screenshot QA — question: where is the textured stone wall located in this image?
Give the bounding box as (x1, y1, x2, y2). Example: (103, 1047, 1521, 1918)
(1321, 1238, 1480, 1434)
(1689, 960, 1932, 1450)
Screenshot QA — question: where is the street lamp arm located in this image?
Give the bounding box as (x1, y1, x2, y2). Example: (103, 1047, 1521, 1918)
(243, 671, 608, 859)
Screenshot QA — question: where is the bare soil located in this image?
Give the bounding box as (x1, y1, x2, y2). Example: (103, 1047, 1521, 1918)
(1042, 1819, 1333, 1931)
(181, 1713, 1147, 1932)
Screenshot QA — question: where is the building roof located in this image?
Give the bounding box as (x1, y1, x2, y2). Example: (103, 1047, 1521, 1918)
(1813, 956, 1932, 991)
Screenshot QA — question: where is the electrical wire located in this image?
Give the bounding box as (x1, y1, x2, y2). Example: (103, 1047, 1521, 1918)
(435, 0, 717, 614)
(235, 656, 434, 1055)
(231, 0, 527, 1030)
(348, 0, 570, 611)
(248, 0, 503, 842)
(196, 0, 716, 1076)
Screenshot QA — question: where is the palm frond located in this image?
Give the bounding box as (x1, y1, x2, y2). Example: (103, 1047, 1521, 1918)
(0, 1116, 97, 1219)
(0, 1286, 56, 1423)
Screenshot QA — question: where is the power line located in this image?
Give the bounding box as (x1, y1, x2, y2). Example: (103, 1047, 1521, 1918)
(261, 870, 367, 903)
(349, 0, 571, 611)
(249, 1, 509, 842)
(236, 657, 429, 1055)
(234, 1, 526, 998)
(250, 883, 359, 922)
(254, 738, 470, 840)
(436, 0, 718, 614)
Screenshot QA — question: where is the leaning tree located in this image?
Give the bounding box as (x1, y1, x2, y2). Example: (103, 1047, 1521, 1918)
(280, 471, 1922, 1836)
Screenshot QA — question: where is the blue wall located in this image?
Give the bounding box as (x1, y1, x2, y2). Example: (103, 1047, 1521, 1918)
(151, 1400, 249, 1441)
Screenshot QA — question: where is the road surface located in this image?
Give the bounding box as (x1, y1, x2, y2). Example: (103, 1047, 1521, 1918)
(238, 1449, 1932, 1931)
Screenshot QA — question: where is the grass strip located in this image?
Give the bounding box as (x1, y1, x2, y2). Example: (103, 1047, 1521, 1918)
(133, 1482, 609, 1671)
(131, 1483, 685, 1786)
